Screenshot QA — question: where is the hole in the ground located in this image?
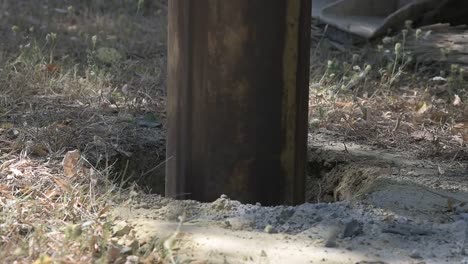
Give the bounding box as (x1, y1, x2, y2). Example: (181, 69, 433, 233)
(105, 146, 361, 203)
(306, 158, 344, 203)
(306, 147, 375, 204)
(107, 146, 167, 195)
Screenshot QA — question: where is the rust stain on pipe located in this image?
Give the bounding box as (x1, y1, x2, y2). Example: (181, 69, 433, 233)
(166, 0, 311, 205)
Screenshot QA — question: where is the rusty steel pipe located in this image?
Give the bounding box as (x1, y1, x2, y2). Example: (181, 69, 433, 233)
(166, 0, 311, 205)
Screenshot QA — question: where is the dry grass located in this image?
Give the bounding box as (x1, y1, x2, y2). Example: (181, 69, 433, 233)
(309, 25, 468, 164)
(0, 152, 114, 263)
(0, 0, 168, 263)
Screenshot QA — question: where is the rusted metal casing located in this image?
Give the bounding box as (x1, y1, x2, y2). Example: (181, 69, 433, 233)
(166, 0, 311, 205)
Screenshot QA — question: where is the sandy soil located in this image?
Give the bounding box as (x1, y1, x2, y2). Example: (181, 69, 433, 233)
(110, 130, 468, 264)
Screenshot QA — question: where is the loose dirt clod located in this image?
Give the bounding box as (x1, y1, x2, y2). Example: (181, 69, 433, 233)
(343, 219, 363, 238)
(113, 221, 132, 237)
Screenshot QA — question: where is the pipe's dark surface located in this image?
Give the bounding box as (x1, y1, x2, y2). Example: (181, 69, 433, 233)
(166, 0, 311, 205)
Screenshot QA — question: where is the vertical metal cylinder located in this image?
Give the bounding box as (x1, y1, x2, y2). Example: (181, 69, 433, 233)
(166, 0, 311, 205)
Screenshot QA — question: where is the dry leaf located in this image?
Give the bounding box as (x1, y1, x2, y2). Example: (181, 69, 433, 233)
(52, 177, 72, 192)
(0, 184, 13, 198)
(335, 101, 354, 108)
(453, 122, 468, 142)
(63, 150, 80, 177)
(0, 184, 9, 192)
(45, 63, 60, 73)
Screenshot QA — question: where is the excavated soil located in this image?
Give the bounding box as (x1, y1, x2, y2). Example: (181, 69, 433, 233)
(109, 129, 468, 264)
(308, 130, 468, 222)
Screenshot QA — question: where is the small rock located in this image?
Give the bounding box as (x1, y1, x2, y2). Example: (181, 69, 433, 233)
(113, 221, 131, 237)
(343, 219, 363, 238)
(261, 250, 267, 257)
(81, 221, 94, 228)
(264, 225, 276, 234)
(226, 217, 252, 230)
(431, 76, 447, 84)
(127, 239, 139, 253)
(125, 255, 139, 264)
(324, 240, 337, 248)
(120, 246, 133, 255)
(281, 223, 291, 232)
(409, 250, 423, 259)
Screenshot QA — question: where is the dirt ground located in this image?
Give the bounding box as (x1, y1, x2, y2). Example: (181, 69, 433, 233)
(0, 0, 467, 263)
(110, 130, 468, 264)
